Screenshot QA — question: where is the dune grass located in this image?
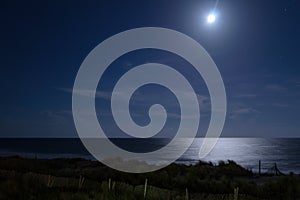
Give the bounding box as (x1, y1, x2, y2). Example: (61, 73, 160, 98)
(0, 156, 299, 199)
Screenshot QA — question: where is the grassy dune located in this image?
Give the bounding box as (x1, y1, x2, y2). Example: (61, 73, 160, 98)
(0, 156, 299, 199)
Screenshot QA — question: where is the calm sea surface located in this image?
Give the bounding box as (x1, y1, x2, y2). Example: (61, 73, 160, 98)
(0, 138, 299, 173)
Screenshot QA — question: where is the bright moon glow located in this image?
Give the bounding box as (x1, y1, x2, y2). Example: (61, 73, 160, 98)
(207, 14, 216, 23)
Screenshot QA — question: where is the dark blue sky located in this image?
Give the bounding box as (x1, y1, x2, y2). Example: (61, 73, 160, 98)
(0, 0, 299, 138)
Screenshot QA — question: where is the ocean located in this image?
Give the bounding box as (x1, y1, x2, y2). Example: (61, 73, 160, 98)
(0, 138, 299, 174)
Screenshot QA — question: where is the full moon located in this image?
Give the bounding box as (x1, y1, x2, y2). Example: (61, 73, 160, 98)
(207, 14, 216, 23)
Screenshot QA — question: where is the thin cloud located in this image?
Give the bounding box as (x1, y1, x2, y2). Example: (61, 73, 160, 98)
(58, 87, 113, 100)
(265, 84, 287, 92)
(40, 110, 72, 125)
(59, 87, 210, 110)
(59, 87, 211, 119)
(230, 107, 260, 119)
(234, 94, 257, 98)
(272, 103, 289, 108)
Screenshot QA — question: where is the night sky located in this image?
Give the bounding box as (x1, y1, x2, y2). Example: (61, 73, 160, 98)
(1, 0, 299, 138)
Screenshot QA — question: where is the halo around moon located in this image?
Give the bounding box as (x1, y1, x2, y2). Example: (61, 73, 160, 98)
(207, 14, 216, 24)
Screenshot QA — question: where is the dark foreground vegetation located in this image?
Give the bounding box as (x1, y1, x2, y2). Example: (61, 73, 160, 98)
(0, 156, 299, 200)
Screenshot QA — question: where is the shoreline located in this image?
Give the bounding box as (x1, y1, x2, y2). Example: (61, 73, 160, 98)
(0, 152, 297, 174)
